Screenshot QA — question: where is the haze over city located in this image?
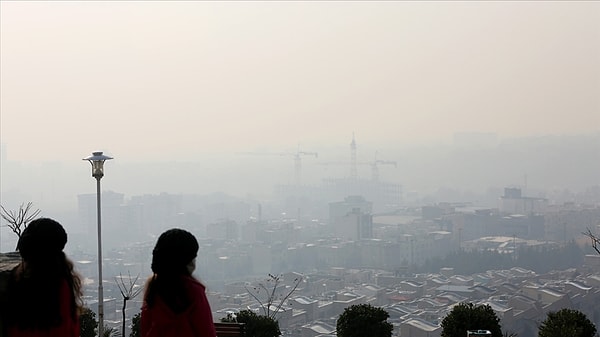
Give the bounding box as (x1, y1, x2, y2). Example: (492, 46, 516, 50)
(2, 1, 598, 155)
(2, 1, 599, 220)
(0, 3, 597, 186)
(2, 3, 600, 337)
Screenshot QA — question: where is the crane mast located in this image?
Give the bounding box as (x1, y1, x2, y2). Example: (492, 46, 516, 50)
(371, 160, 397, 182)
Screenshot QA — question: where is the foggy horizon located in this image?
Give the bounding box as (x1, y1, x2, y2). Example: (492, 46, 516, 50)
(2, 131, 599, 213)
(1, 2, 599, 216)
(1, 2, 599, 159)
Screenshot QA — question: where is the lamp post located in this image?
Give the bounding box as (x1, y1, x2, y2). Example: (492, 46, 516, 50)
(83, 151, 113, 337)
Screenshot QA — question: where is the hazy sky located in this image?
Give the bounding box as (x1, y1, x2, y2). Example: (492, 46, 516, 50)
(1, 1, 599, 164)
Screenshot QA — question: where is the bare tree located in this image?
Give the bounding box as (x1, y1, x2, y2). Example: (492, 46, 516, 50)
(1, 202, 41, 238)
(584, 228, 600, 255)
(115, 272, 143, 337)
(246, 273, 302, 319)
(103, 326, 118, 337)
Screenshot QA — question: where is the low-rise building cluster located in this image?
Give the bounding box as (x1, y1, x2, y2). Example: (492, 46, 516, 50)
(207, 262, 600, 337)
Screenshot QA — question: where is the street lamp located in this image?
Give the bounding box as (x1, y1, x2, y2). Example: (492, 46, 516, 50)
(83, 151, 113, 337)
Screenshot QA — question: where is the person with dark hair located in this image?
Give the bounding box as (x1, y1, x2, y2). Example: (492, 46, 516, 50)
(3, 218, 83, 337)
(141, 228, 216, 337)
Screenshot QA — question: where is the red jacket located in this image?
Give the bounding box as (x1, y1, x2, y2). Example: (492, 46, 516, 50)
(6, 279, 79, 337)
(141, 275, 217, 337)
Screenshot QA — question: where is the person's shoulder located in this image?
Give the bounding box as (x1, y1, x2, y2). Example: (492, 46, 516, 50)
(9, 263, 23, 280)
(184, 275, 206, 292)
(144, 275, 154, 287)
(142, 275, 155, 300)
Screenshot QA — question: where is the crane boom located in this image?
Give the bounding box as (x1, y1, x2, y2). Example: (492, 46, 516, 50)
(238, 146, 318, 186)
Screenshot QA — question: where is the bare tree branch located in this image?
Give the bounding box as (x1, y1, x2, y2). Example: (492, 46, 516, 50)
(583, 228, 600, 255)
(116, 271, 143, 300)
(273, 276, 302, 317)
(115, 271, 143, 337)
(245, 282, 268, 316)
(267, 274, 280, 317)
(245, 273, 303, 319)
(1, 202, 41, 238)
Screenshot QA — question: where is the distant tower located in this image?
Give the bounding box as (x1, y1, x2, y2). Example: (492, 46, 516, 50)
(350, 133, 357, 181)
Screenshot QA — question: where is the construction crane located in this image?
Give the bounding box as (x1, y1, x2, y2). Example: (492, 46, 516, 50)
(237, 145, 318, 186)
(371, 159, 397, 182)
(320, 139, 397, 181)
(350, 135, 397, 182)
(370, 150, 397, 182)
(320, 158, 396, 182)
(293, 149, 318, 185)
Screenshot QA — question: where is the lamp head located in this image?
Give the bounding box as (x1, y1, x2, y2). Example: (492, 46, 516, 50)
(83, 151, 113, 179)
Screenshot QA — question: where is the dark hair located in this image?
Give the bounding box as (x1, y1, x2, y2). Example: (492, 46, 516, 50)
(151, 228, 198, 275)
(5, 218, 83, 329)
(17, 217, 67, 261)
(145, 228, 199, 313)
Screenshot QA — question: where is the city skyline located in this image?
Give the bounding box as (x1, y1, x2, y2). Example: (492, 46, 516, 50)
(1, 131, 599, 211)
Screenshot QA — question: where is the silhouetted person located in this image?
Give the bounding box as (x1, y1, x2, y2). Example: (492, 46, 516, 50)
(141, 228, 216, 337)
(3, 218, 82, 337)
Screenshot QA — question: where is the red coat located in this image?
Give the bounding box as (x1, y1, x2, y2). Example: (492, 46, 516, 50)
(141, 275, 217, 337)
(6, 279, 79, 337)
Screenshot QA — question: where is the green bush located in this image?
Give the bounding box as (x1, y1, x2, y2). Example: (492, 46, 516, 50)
(336, 303, 393, 337)
(538, 308, 597, 337)
(441, 302, 502, 337)
(79, 307, 98, 337)
(222, 309, 280, 337)
(130, 312, 141, 337)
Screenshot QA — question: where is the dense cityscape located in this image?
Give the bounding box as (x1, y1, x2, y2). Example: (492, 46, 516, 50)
(2, 133, 600, 337)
